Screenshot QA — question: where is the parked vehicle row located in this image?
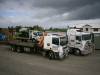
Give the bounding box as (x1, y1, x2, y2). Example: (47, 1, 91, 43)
(8, 29, 94, 60)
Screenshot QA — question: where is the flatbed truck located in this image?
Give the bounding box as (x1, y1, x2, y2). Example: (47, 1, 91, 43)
(8, 34, 69, 60)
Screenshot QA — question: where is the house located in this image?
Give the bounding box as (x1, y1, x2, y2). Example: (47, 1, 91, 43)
(72, 24, 100, 33)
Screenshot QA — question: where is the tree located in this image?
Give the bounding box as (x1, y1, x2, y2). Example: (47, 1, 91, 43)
(0, 28, 2, 32)
(49, 27, 53, 30)
(8, 26, 14, 36)
(48, 27, 67, 32)
(18, 31, 29, 38)
(15, 26, 22, 32)
(30, 25, 44, 31)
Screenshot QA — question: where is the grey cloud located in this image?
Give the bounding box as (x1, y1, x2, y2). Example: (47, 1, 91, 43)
(33, 0, 100, 11)
(32, 0, 100, 20)
(0, 0, 100, 28)
(0, 0, 100, 20)
(0, 0, 6, 3)
(67, 2, 100, 20)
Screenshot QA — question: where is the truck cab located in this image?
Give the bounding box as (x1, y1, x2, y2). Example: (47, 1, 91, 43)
(29, 31, 69, 59)
(67, 29, 93, 55)
(29, 30, 43, 40)
(44, 35, 68, 59)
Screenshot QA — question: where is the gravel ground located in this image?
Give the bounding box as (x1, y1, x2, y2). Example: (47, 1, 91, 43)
(0, 45, 100, 75)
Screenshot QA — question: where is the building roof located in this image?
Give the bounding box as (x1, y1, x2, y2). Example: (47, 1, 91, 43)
(72, 24, 100, 28)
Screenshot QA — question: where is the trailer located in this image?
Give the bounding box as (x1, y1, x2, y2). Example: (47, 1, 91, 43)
(8, 33, 69, 60)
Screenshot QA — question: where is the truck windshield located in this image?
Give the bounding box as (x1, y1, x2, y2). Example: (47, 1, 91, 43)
(76, 36, 81, 41)
(60, 37, 67, 46)
(82, 34, 91, 40)
(52, 38, 59, 45)
(33, 32, 43, 36)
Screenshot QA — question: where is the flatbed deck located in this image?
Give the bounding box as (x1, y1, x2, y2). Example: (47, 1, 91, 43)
(8, 41, 35, 48)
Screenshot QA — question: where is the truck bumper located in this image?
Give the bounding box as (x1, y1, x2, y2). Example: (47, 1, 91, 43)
(81, 48, 92, 55)
(59, 49, 68, 59)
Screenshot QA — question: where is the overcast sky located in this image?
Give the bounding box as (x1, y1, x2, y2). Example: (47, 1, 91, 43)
(0, 0, 100, 28)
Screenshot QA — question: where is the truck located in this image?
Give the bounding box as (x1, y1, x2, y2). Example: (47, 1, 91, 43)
(29, 30, 43, 40)
(8, 32, 69, 60)
(67, 29, 93, 55)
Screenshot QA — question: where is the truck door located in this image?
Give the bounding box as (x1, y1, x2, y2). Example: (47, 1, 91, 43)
(76, 36, 82, 47)
(52, 37, 59, 52)
(44, 36, 52, 50)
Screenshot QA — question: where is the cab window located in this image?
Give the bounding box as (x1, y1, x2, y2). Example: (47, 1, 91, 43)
(52, 38, 59, 45)
(76, 36, 81, 41)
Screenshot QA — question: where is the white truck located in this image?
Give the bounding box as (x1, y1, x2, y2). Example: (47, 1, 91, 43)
(29, 30, 43, 39)
(43, 34, 68, 59)
(67, 29, 93, 55)
(9, 32, 69, 60)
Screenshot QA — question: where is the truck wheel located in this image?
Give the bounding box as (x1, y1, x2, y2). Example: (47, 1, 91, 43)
(30, 48, 34, 53)
(42, 51, 46, 57)
(74, 49, 81, 56)
(11, 47, 15, 52)
(48, 51, 54, 59)
(11, 46, 17, 52)
(17, 47, 23, 53)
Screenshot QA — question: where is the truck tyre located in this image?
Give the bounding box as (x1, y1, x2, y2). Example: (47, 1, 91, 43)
(11, 46, 17, 52)
(74, 49, 81, 56)
(17, 47, 23, 53)
(48, 51, 54, 59)
(30, 48, 34, 53)
(42, 51, 46, 57)
(11, 47, 15, 52)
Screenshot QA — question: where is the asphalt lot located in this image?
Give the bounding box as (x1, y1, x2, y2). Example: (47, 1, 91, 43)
(0, 45, 100, 75)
